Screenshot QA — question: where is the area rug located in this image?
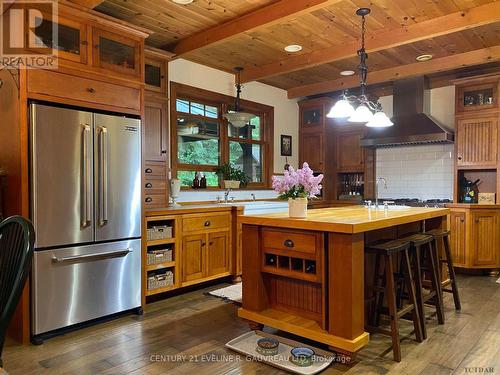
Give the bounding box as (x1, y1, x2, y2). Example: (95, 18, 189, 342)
(207, 283, 242, 304)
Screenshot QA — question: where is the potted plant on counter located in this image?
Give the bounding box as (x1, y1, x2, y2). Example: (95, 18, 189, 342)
(215, 163, 250, 189)
(272, 162, 323, 218)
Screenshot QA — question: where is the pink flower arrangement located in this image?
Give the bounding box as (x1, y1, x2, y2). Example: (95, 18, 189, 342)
(272, 162, 324, 200)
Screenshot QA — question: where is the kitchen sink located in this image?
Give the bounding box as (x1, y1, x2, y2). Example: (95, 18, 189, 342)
(218, 200, 288, 214)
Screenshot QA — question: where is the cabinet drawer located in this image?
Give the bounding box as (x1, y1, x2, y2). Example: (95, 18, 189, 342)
(182, 214, 230, 233)
(145, 178, 167, 194)
(28, 70, 140, 111)
(144, 161, 166, 177)
(144, 194, 167, 207)
(262, 228, 319, 256)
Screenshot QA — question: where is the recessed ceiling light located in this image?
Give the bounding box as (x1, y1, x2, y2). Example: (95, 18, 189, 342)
(340, 70, 356, 76)
(171, 0, 193, 4)
(416, 54, 433, 62)
(284, 44, 302, 53)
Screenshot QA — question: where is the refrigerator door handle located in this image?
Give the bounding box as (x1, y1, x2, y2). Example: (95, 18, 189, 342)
(82, 124, 92, 228)
(98, 126, 109, 226)
(51, 248, 132, 263)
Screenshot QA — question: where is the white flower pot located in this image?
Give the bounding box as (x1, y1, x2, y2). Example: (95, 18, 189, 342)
(223, 180, 241, 189)
(288, 198, 308, 218)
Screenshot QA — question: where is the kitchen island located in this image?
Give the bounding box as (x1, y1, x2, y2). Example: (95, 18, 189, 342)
(238, 206, 449, 356)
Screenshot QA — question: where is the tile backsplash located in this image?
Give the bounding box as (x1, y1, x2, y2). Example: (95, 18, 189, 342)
(376, 144, 454, 201)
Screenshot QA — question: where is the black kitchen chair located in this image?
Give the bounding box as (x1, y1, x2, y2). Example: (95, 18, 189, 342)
(0, 216, 35, 369)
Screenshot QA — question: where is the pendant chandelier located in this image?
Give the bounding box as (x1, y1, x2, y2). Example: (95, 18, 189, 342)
(327, 8, 393, 128)
(224, 67, 255, 128)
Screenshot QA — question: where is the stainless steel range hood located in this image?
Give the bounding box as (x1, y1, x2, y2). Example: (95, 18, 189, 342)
(360, 77, 454, 147)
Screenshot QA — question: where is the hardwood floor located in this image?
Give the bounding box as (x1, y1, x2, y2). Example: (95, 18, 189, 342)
(3, 274, 500, 374)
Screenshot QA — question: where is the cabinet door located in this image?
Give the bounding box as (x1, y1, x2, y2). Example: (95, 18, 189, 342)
(92, 28, 141, 77)
(300, 132, 324, 171)
(471, 210, 499, 267)
(456, 117, 498, 167)
(450, 211, 467, 267)
(206, 231, 230, 277)
(336, 131, 364, 172)
(182, 234, 206, 283)
(145, 57, 167, 94)
(301, 107, 323, 130)
(29, 13, 87, 64)
(144, 97, 168, 161)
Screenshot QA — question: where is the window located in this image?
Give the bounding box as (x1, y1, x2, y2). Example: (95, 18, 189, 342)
(171, 82, 274, 188)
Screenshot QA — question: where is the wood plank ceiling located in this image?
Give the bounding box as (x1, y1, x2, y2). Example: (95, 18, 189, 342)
(94, 0, 500, 98)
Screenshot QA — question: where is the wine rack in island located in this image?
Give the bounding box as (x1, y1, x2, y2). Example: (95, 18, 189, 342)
(144, 215, 179, 299)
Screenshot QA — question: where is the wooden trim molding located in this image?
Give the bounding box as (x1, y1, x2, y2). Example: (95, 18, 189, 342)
(287, 46, 500, 99)
(170, 82, 274, 188)
(240, 2, 500, 83)
(170, 0, 343, 55)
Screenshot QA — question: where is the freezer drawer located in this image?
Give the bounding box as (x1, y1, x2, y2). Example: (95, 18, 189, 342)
(32, 239, 141, 335)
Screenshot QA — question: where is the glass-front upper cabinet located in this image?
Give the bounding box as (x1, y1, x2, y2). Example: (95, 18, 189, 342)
(92, 28, 141, 77)
(29, 13, 87, 64)
(457, 82, 498, 113)
(145, 57, 167, 93)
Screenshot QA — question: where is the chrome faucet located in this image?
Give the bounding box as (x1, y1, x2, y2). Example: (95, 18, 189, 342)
(250, 193, 256, 201)
(224, 188, 232, 203)
(375, 177, 387, 208)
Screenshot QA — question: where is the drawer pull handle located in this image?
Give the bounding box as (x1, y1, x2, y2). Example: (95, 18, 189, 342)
(87, 87, 95, 93)
(145, 183, 153, 188)
(284, 239, 294, 248)
(161, 150, 167, 154)
(145, 197, 153, 203)
(145, 168, 153, 174)
(204, 220, 211, 227)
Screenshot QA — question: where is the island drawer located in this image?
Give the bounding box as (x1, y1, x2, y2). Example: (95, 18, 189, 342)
(262, 228, 320, 255)
(182, 213, 230, 233)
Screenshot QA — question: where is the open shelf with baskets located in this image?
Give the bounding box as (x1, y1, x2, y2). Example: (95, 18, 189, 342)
(144, 215, 179, 299)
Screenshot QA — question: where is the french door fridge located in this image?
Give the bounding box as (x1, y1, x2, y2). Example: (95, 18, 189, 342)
(30, 103, 142, 337)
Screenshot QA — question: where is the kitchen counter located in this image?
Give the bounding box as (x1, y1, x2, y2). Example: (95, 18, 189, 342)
(238, 206, 449, 355)
(146, 204, 240, 216)
(446, 203, 500, 209)
(238, 206, 449, 234)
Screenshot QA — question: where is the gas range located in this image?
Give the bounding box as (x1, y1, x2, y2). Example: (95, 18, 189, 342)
(388, 198, 452, 208)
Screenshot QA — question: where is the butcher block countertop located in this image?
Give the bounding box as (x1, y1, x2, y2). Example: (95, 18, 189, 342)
(446, 203, 500, 209)
(238, 206, 449, 234)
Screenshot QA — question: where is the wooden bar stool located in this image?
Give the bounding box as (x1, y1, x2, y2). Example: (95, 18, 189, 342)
(401, 233, 445, 340)
(366, 238, 423, 362)
(426, 228, 461, 311)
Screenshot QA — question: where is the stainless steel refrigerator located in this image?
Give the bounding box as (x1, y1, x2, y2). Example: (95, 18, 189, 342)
(30, 103, 142, 337)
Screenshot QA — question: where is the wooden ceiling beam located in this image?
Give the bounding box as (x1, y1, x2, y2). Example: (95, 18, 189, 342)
(69, 0, 104, 9)
(170, 0, 343, 56)
(241, 2, 500, 83)
(287, 46, 500, 99)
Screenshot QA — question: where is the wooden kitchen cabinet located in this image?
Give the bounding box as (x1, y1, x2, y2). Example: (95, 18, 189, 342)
(456, 117, 498, 167)
(144, 97, 169, 161)
(180, 212, 232, 286)
(92, 27, 142, 78)
(448, 206, 500, 270)
(336, 130, 365, 172)
(449, 210, 467, 267)
(182, 233, 206, 283)
(300, 132, 324, 172)
(29, 12, 88, 65)
(207, 231, 231, 276)
(470, 210, 499, 267)
(299, 98, 333, 131)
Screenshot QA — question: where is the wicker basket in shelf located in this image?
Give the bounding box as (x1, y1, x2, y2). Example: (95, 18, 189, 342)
(148, 270, 174, 290)
(147, 225, 173, 241)
(147, 249, 173, 265)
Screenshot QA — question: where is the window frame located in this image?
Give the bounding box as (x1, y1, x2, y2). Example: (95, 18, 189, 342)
(170, 82, 274, 189)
